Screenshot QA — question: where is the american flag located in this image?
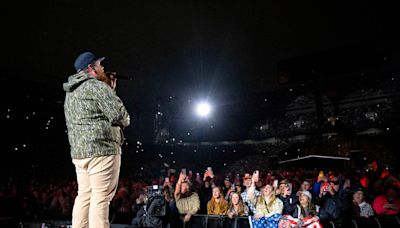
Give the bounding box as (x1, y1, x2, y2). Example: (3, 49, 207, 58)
(249, 213, 281, 228)
(277, 215, 323, 228)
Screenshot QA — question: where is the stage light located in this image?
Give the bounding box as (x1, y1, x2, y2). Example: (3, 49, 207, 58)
(196, 102, 211, 118)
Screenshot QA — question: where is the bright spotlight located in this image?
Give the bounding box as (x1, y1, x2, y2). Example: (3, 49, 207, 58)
(196, 102, 211, 118)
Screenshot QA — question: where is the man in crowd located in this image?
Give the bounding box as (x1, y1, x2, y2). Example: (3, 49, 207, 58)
(372, 185, 400, 215)
(174, 170, 200, 224)
(241, 173, 260, 216)
(278, 182, 298, 215)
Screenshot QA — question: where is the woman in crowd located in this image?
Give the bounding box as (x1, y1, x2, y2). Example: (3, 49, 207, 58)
(294, 191, 319, 220)
(279, 190, 321, 228)
(207, 186, 229, 215)
(248, 170, 283, 228)
(227, 191, 249, 219)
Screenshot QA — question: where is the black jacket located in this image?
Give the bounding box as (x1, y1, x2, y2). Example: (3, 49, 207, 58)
(278, 193, 299, 215)
(318, 194, 343, 221)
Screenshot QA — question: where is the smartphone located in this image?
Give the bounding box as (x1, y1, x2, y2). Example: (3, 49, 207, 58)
(165, 177, 170, 183)
(181, 168, 187, 175)
(288, 183, 292, 192)
(273, 179, 279, 188)
(253, 170, 260, 182)
(152, 185, 159, 190)
(322, 183, 328, 192)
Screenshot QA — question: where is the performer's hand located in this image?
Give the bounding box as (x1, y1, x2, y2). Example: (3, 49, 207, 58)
(104, 71, 117, 90)
(184, 213, 192, 222)
(106, 72, 117, 90)
(110, 77, 117, 91)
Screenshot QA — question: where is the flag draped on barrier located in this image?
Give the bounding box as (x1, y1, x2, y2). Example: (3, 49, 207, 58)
(249, 213, 282, 228)
(278, 215, 323, 228)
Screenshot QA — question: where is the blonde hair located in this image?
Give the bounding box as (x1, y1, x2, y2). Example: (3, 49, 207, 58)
(258, 184, 277, 209)
(212, 186, 224, 199)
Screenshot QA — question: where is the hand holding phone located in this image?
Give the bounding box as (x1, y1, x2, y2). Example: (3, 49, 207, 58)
(164, 177, 170, 185)
(231, 184, 236, 190)
(179, 169, 187, 182)
(252, 170, 259, 183)
(207, 167, 214, 178)
(273, 179, 279, 188)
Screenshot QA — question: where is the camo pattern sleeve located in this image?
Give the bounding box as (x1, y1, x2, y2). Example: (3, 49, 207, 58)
(64, 73, 130, 159)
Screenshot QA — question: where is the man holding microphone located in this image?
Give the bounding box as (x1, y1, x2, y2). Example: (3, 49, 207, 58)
(63, 51, 130, 228)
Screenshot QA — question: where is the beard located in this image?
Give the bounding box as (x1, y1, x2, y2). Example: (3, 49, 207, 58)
(180, 191, 193, 198)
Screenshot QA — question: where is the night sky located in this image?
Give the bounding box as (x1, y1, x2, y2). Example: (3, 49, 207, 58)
(2, 1, 398, 143)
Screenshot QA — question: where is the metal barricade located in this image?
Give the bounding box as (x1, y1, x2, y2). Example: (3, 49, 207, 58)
(182, 214, 250, 228)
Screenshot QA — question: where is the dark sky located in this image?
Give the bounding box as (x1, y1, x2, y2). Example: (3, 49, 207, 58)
(2, 1, 398, 143)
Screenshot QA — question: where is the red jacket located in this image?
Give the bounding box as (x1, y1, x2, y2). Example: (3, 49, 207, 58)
(372, 195, 400, 215)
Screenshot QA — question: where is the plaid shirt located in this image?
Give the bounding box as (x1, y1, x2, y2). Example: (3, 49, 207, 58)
(359, 202, 374, 217)
(241, 189, 260, 215)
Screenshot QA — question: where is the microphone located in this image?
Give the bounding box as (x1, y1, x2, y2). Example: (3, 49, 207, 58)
(115, 74, 133, 80)
(106, 71, 133, 80)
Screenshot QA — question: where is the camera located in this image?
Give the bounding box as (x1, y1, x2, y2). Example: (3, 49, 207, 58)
(147, 185, 163, 198)
(145, 185, 166, 217)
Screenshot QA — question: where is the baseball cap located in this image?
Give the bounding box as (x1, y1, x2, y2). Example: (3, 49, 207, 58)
(354, 187, 365, 194)
(299, 190, 312, 200)
(279, 179, 289, 185)
(74, 51, 105, 72)
(243, 173, 252, 180)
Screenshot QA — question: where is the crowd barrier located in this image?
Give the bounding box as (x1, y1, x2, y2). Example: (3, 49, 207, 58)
(182, 214, 400, 228)
(2, 219, 130, 228)
(183, 214, 250, 228)
(5, 214, 399, 228)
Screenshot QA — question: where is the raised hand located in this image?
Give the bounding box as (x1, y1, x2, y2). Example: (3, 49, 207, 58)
(179, 172, 187, 183)
(252, 170, 259, 184)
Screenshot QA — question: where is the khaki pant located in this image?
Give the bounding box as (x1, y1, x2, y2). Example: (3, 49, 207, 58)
(72, 154, 121, 228)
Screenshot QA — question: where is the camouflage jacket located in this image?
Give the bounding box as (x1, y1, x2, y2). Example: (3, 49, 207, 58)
(63, 71, 130, 159)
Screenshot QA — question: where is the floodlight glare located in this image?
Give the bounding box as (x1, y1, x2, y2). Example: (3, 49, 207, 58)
(196, 102, 211, 117)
